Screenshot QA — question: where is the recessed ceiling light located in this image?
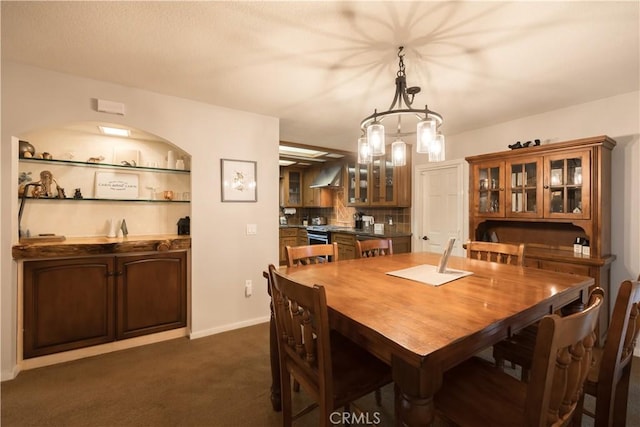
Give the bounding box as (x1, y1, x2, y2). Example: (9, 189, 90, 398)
(279, 159, 296, 166)
(99, 125, 130, 137)
(325, 153, 345, 158)
(279, 145, 328, 158)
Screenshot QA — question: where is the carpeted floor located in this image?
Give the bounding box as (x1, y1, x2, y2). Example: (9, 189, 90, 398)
(1, 322, 638, 426)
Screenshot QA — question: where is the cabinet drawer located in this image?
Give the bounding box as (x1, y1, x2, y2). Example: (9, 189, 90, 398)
(538, 260, 590, 276)
(279, 228, 298, 238)
(332, 233, 356, 246)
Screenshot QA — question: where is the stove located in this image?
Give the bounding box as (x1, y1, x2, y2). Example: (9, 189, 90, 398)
(307, 226, 331, 245)
(306, 225, 352, 245)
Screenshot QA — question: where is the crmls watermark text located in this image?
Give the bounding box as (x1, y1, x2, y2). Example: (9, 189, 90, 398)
(329, 411, 382, 425)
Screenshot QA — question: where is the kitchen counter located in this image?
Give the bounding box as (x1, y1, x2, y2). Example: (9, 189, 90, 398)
(12, 234, 191, 260)
(279, 224, 412, 239)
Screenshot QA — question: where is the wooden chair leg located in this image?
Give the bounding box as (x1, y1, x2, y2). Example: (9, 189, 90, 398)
(572, 391, 585, 427)
(293, 379, 300, 392)
(375, 388, 382, 406)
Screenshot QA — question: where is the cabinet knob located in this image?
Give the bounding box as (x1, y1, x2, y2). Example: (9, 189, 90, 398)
(543, 185, 549, 189)
(422, 235, 429, 241)
(156, 241, 170, 251)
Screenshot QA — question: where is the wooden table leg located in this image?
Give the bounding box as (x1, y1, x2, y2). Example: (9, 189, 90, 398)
(265, 272, 282, 411)
(392, 355, 441, 426)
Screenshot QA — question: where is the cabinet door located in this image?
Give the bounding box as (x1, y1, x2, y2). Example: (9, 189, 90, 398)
(23, 257, 115, 359)
(284, 169, 303, 207)
(505, 157, 543, 218)
(346, 162, 369, 206)
(371, 153, 399, 206)
(332, 233, 356, 260)
(543, 150, 591, 219)
(116, 252, 187, 340)
(472, 161, 506, 217)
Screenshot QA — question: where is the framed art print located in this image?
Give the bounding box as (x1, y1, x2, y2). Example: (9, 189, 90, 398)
(221, 159, 257, 202)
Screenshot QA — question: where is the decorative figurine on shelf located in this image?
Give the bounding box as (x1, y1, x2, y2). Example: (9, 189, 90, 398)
(40, 170, 54, 196)
(509, 139, 541, 150)
(87, 155, 105, 163)
(18, 171, 33, 196)
(18, 140, 36, 158)
(73, 188, 83, 199)
(508, 141, 523, 149)
(120, 219, 129, 237)
(57, 188, 66, 199)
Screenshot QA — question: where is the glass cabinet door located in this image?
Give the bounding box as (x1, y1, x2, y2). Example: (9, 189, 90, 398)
(506, 158, 542, 217)
(370, 153, 396, 205)
(544, 151, 590, 219)
(370, 158, 382, 204)
(287, 170, 301, 206)
(384, 155, 395, 203)
(475, 162, 505, 216)
(347, 162, 369, 205)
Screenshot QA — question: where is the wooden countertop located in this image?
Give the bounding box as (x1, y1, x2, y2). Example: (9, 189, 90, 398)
(12, 234, 191, 260)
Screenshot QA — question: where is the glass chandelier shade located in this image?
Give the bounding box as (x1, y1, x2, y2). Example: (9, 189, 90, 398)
(367, 121, 385, 156)
(391, 139, 407, 166)
(416, 117, 437, 154)
(429, 134, 446, 162)
(357, 136, 373, 164)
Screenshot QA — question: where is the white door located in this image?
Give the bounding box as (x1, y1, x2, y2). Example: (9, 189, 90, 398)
(414, 160, 465, 256)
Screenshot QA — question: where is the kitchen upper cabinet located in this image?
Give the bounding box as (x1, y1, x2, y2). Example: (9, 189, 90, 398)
(280, 168, 303, 207)
(345, 149, 411, 207)
(303, 168, 333, 207)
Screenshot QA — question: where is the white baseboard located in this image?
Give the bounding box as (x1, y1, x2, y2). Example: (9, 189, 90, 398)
(189, 316, 270, 340)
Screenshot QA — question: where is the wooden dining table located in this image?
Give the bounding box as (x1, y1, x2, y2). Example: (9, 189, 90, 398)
(266, 252, 594, 426)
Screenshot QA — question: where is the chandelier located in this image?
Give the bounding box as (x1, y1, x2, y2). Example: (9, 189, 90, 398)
(358, 46, 445, 166)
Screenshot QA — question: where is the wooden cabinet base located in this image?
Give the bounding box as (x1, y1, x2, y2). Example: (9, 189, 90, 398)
(22, 251, 187, 359)
(19, 327, 188, 372)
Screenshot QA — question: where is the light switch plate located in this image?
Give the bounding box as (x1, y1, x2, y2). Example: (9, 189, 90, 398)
(246, 224, 257, 235)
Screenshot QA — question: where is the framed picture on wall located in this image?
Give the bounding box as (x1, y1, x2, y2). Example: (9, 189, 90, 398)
(220, 159, 257, 202)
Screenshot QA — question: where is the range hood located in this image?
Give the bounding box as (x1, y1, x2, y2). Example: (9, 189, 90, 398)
(309, 164, 342, 188)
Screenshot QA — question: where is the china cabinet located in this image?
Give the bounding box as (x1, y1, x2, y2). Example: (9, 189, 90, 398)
(345, 150, 411, 207)
(466, 135, 615, 342)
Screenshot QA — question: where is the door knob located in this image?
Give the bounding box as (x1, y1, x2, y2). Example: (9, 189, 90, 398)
(422, 236, 429, 240)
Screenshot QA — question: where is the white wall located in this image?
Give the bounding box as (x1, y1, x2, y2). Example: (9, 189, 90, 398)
(1, 62, 280, 379)
(439, 92, 640, 314)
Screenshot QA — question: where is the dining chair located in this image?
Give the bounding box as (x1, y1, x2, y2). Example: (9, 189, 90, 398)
(267, 264, 392, 426)
(493, 278, 640, 426)
(466, 240, 525, 266)
(285, 243, 338, 267)
(434, 287, 604, 427)
(355, 239, 393, 258)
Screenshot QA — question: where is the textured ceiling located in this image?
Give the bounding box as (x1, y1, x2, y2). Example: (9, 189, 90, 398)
(2, 1, 639, 152)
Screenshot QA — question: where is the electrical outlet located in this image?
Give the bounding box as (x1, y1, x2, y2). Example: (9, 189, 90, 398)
(245, 280, 252, 297)
(246, 224, 257, 235)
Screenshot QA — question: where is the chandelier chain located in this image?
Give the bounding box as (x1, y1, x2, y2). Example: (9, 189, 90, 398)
(397, 46, 406, 78)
